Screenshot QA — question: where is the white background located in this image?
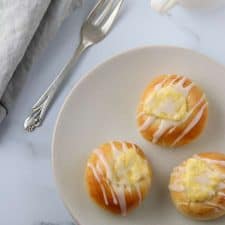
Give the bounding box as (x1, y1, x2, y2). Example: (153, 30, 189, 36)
(1, 0, 225, 224)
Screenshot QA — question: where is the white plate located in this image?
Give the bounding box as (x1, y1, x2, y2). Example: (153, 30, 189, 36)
(52, 46, 225, 225)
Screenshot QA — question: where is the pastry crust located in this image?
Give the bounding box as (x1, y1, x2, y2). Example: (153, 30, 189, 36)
(137, 75, 208, 147)
(85, 141, 152, 215)
(169, 152, 225, 220)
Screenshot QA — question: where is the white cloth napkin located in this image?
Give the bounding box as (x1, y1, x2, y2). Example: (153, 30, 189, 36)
(0, 0, 82, 122)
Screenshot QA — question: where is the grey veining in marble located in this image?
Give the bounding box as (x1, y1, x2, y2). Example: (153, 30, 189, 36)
(1, 0, 225, 225)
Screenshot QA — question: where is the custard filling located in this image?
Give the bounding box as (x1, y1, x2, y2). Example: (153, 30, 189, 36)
(114, 148, 150, 186)
(183, 158, 221, 202)
(144, 86, 187, 121)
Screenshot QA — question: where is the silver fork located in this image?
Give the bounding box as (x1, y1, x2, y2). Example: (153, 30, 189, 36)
(24, 0, 124, 132)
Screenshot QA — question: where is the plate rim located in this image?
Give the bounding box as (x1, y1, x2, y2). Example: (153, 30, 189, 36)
(51, 45, 225, 225)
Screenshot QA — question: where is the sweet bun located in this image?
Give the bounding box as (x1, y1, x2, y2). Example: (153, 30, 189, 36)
(169, 152, 225, 220)
(137, 74, 208, 147)
(85, 141, 152, 215)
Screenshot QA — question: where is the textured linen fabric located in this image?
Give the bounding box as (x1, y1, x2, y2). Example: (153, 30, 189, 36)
(0, 0, 81, 122)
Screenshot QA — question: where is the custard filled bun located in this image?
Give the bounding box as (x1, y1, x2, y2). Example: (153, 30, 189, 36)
(85, 141, 152, 215)
(169, 152, 225, 220)
(137, 75, 208, 147)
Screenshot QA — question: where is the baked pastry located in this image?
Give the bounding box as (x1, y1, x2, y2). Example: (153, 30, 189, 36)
(169, 152, 225, 220)
(137, 74, 208, 147)
(85, 141, 152, 215)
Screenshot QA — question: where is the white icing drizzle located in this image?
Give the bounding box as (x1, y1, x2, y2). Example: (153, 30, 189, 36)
(151, 78, 196, 143)
(136, 111, 145, 119)
(110, 142, 128, 215)
(99, 143, 127, 214)
(168, 126, 176, 134)
(88, 163, 101, 183)
(201, 161, 225, 193)
(96, 162, 103, 175)
(154, 76, 170, 90)
(100, 186, 109, 206)
(172, 77, 194, 96)
(178, 201, 225, 213)
(218, 192, 225, 197)
(90, 142, 147, 215)
(109, 185, 118, 205)
(181, 201, 224, 212)
(134, 183, 142, 205)
(140, 75, 207, 145)
(94, 149, 112, 180)
(172, 103, 207, 146)
(204, 202, 225, 211)
(88, 163, 109, 205)
(110, 142, 120, 158)
(89, 142, 149, 215)
(113, 185, 127, 216)
(194, 155, 225, 168)
(170, 156, 225, 197)
(167, 95, 205, 134)
(177, 201, 225, 213)
(152, 120, 174, 143)
(131, 143, 136, 151)
(139, 116, 155, 132)
(169, 76, 179, 85)
(169, 156, 225, 212)
(139, 76, 174, 131)
(127, 186, 132, 194)
(138, 76, 171, 123)
(144, 76, 171, 107)
(121, 141, 127, 151)
(187, 95, 206, 116)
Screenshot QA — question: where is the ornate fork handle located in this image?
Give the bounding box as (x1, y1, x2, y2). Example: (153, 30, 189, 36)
(24, 0, 124, 132)
(24, 41, 90, 132)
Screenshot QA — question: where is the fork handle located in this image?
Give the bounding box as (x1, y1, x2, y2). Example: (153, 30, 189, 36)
(24, 40, 90, 132)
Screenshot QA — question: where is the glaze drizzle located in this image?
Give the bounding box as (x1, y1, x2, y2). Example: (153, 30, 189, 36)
(138, 75, 207, 146)
(87, 142, 147, 215)
(169, 155, 225, 212)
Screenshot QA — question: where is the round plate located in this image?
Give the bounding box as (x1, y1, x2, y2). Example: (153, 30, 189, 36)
(52, 46, 225, 225)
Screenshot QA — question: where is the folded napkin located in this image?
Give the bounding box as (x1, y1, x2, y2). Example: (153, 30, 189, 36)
(0, 0, 82, 122)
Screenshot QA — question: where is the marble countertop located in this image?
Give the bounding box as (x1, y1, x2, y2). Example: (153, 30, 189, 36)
(1, 0, 225, 224)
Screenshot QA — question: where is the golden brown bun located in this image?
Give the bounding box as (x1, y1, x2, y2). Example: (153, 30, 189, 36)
(85, 141, 152, 215)
(137, 75, 208, 147)
(169, 152, 225, 220)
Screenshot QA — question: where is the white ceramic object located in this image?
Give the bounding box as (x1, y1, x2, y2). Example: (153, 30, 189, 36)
(151, 0, 225, 13)
(52, 46, 225, 225)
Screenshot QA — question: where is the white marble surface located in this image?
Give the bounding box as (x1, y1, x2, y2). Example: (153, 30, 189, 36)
(1, 0, 225, 224)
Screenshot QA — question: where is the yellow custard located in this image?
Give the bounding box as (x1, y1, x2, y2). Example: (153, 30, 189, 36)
(114, 148, 150, 185)
(144, 86, 187, 121)
(183, 158, 221, 202)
